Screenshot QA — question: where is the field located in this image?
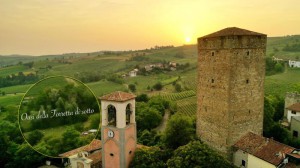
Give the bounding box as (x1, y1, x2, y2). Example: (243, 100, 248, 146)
(267, 35, 300, 60)
(0, 65, 29, 77)
(1, 36, 300, 122)
(265, 68, 300, 97)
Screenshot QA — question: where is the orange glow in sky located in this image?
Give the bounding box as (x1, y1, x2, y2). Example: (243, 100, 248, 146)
(1, 0, 300, 55)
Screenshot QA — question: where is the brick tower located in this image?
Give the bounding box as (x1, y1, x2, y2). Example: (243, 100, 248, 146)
(100, 91, 137, 168)
(196, 27, 267, 156)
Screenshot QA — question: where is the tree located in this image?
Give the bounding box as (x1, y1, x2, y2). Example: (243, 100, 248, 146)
(130, 147, 171, 168)
(163, 114, 195, 149)
(6, 143, 45, 168)
(269, 123, 290, 143)
(129, 84, 136, 92)
(136, 94, 149, 102)
(138, 129, 162, 146)
(24, 61, 34, 68)
(136, 103, 162, 131)
(166, 141, 234, 168)
(27, 130, 44, 146)
(263, 96, 275, 136)
(61, 128, 81, 152)
(273, 95, 284, 122)
(174, 83, 182, 92)
(153, 82, 163, 91)
(274, 63, 284, 73)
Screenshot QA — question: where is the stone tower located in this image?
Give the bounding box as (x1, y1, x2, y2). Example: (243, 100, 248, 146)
(196, 27, 267, 156)
(100, 91, 137, 168)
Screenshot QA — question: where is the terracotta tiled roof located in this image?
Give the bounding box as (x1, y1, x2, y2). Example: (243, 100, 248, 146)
(200, 27, 266, 39)
(233, 132, 295, 166)
(99, 91, 136, 102)
(59, 139, 102, 157)
(87, 150, 102, 164)
(287, 103, 300, 112)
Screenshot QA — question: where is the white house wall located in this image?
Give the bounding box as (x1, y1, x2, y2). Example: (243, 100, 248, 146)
(289, 60, 300, 68)
(287, 110, 300, 123)
(233, 149, 248, 167)
(248, 154, 276, 168)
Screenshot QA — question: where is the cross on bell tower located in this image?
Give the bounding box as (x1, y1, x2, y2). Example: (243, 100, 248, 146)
(99, 91, 137, 168)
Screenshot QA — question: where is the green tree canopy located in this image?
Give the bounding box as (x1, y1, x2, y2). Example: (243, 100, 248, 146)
(163, 114, 195, 149)
(166, 141, 234, 168)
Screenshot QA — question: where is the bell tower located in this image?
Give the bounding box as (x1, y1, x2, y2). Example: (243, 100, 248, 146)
(99, 91, 137, 168)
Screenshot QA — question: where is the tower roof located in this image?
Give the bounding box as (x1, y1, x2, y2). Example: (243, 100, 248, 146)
(99, 91, 136, 102)
(200, 27, 266, 39)
(287, 102, 300, 112)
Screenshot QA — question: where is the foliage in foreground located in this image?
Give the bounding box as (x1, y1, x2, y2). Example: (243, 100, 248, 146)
(131, 141, 234, 168)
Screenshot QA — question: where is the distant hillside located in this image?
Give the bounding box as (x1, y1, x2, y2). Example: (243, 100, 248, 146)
(267, 35, 300, 60)
(0, 52, 102, 67)
(1, 35, 300, 67)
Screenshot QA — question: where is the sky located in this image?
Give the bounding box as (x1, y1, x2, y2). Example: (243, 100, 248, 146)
(1, 0, 300, 56)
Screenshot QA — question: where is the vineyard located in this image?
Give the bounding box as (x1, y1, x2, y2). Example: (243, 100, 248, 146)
(182, 76, 197, 91)
(159, 90, 197, 117)
(160, 90, 196, 101)
(176, 96, 197, 117)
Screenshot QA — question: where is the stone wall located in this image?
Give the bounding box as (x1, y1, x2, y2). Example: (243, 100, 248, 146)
(197, 33, 266, 158)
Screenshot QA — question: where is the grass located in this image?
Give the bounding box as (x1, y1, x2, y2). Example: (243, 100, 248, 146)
(87, 80, 127, 96)
(267, 36, 300, 59)
(24, 76, 70, 96)
(0, 94, 24, 106)
(265, 68, 300, 97)
(1, 84, 33, 94)
(0, 65, 28, 77)
(43, 58, 131, 77)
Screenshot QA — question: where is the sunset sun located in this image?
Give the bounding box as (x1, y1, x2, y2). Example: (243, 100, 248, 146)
(185, 37, 191, 44)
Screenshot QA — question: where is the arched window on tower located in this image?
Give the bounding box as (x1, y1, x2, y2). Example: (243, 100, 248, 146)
(126, 104, 132, 125)
(108, 105, 116, 127)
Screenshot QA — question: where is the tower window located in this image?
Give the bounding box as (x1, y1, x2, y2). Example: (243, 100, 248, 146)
(211, 52, 215, 56)
(110, 153, 114, 156)
(129, 151, 132, 154)
(293, 131, 298, 138)
(242, 160, 246, 167)
(246, 51, 250, 56)
(126, 104, 132, 125)
(211, 79, 214, 83)
(246, 79, 249, 84)
(108, 105, 117, 127)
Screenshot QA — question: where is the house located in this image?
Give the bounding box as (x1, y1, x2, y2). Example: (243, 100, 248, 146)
(154, 63, 164, 69)
(287, 102, 300, 123)
(284, 92, 300, 118)
(291, 116, 300, 140)
(59, 139, 102, 168)
(169, 62, 177, 67)
(128, 69, 138, 77)
(233, 132, 298, 168)
(144, 65, 153, 71)
(289, 60, 300, 68)
(272, 56, 284, 62)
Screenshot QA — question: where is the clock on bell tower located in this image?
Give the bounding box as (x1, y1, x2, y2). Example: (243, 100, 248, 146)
(99, 91, 137, 168)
